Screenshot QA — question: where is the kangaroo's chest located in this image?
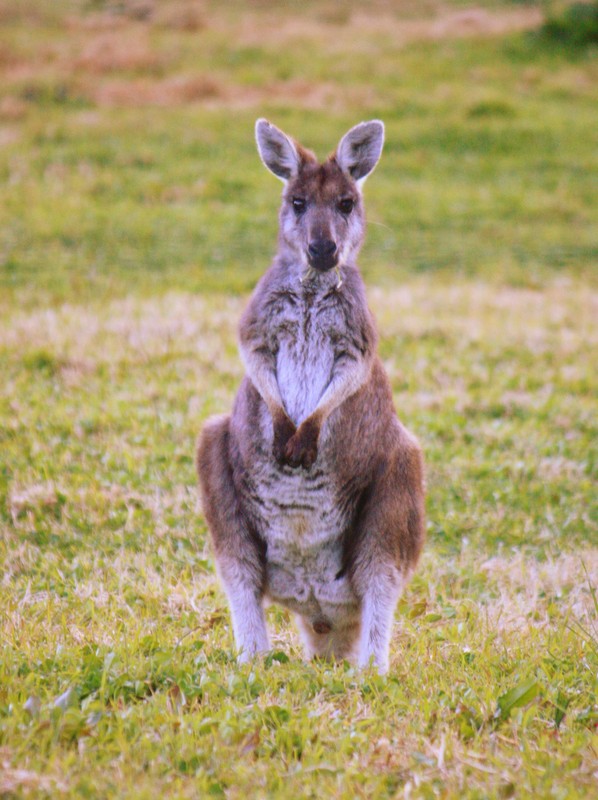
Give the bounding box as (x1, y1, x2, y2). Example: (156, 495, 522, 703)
(274, 291, 342, 425)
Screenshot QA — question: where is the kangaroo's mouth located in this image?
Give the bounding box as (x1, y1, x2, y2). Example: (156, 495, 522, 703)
(307, 253, 339, 272)
(301, 262, 344, 289)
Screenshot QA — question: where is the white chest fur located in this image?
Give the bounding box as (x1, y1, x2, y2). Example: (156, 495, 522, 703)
(274, 289, 339, 426)
(277, 340, 333, 426)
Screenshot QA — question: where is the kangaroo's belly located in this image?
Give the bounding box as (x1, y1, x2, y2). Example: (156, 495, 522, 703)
(250, 467, 360, 627)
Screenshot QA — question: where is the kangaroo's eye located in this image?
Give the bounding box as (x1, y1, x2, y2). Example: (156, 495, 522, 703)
(338, 198, 354, 215)
(292, 197, 306, 214)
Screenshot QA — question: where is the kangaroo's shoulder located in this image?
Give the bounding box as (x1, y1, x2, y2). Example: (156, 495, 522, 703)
(239, 260, 294, 337)
(332, 266, 378, 352)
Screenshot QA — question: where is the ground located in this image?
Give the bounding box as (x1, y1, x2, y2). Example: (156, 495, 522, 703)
(0, 2, 597, 798)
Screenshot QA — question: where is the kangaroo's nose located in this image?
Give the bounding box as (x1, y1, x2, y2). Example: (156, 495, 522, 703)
(308, 239, 337, 261)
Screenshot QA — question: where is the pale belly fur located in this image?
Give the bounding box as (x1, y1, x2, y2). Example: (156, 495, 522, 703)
(250, 419, 360, 631)
(262, 474, 359, 629)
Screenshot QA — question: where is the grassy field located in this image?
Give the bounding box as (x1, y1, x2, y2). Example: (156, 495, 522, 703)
(1, 1, 597, 798)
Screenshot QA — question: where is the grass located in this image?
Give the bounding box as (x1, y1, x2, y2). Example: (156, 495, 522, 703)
(1, 1, 597, 798)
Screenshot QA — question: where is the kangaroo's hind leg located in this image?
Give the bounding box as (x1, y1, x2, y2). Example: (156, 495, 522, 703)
(196, 415, 269, 661)
(348, 434, 425, 674)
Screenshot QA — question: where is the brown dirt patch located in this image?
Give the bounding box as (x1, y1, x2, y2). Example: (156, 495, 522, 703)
(89, 75, 379, 110)
(0, 96, 28, 121)
(92, 74, 225, 107)
(75, 30, 164, 74)
(153, 1, 207, 32)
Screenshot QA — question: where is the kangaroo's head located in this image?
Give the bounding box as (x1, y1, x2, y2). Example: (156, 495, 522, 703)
(255, 119, 384, 279)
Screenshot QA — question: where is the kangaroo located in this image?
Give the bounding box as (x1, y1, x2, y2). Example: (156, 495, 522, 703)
(196, 119, 425, 673)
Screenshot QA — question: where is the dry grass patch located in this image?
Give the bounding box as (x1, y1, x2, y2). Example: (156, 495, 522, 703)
(479, 549, 597, 632)
(0, 1, 551, 111)
(370, 281, 598, 347)
(8, 481, 64, 522)
(225, 3, 544, 49)
(0, 760, 68, 796)
(4, 279, 596, 358)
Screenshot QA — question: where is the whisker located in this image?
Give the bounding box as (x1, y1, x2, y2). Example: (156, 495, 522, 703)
(368, 219, 394, 232)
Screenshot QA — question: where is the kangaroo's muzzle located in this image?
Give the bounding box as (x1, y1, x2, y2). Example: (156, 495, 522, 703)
(307, 239, 338, 272)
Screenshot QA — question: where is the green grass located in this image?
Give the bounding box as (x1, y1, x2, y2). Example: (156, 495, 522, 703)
(1, 2, 597, 798)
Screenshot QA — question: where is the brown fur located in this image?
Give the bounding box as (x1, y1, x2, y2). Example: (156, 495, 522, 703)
(196, 120, 425, 672)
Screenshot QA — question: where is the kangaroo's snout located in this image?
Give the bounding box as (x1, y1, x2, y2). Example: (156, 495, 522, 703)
(307, 239, 338, 271)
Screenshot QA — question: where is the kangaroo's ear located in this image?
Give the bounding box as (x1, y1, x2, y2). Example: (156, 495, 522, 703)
(255, 119, 301, 182)
(336, 120, 385, 183)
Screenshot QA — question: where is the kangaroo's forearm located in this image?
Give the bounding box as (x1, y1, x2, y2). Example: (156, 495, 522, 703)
(239, 343, 286, 417)
(312, 352, 372, 422)
(239, 340, 297, 465)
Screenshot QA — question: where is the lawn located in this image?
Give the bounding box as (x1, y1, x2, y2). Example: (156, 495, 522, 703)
(1, 1, 597, 798)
